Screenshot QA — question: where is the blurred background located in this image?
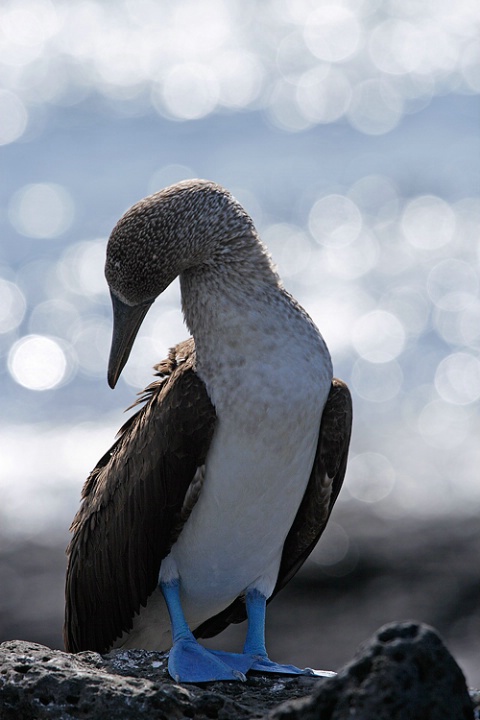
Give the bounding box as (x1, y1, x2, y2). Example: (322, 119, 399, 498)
(0, 0, 479, 687)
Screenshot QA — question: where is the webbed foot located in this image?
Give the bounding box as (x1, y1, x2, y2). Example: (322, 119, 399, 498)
(168, 638, 253, 683)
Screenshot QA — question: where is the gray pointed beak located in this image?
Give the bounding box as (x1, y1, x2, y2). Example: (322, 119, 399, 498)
(107, 292, 153, 388)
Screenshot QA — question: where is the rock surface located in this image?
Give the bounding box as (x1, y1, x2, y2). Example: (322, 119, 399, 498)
(0, 639, 323, 720)
(0, 623, 476, 720)
(269, 622, 475, 720)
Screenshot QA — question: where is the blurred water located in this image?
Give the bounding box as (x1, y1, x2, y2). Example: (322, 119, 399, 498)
(0, 0, 479, 546)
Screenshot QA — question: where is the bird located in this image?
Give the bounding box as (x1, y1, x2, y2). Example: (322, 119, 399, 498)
(64, 179, 352, 683)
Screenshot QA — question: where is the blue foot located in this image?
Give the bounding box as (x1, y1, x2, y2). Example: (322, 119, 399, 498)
(210, 649, 257, 674)
(161, 580, 327, 682)
(242, 588, 318, 677)
(160, 580, 254, 683)
(249, 655, 316, 676)
(168, 638, 251, 683)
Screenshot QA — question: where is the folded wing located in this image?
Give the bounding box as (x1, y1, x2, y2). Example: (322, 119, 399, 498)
(64, 339, 216, 653)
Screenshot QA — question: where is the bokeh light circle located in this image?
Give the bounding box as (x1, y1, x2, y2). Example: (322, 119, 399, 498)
(304, 6, 361, 63)
(159, 63, 219, 120)
(369, 19, 423, 76)
(324, 230, 379, 280)
(296, 66, 352, 124)
(435, 352, 480, 405)
(418, 400, 471, 450)
(381, 287, 429, 337)
(352, 310, 405, 363)
(73, 317, 111, 377)
(28, 298, 80, 339)
(58, 240, 108, 297)
(8, 335, 68, 390)
(311, 522, 350, 566)
(347, 78, 403, 135)
(9, 183, 75, 239)
(267, 79, 313, 132)
(427, 258, 478, 312)
(433, 301, 480, 348)
(347, 452, 396, 503)
(0, 278, 26, 333)
(351, 358, 403, 402)
(309, 194, 362, 247)
(263, 223, 312, 278)
(401, 195, 456, 250)
(0, 90, 28, 145)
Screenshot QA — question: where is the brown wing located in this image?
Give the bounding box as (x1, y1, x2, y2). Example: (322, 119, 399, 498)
(64, 338, 216, 653)
(274, 377, 352, 590)
(194, 377, 352, 639)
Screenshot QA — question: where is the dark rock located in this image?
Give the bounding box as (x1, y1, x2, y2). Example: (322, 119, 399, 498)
(0, 640, 324, 719)
(269, 622, 474, 720)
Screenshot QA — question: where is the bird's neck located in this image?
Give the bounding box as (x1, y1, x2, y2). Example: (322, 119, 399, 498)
(179, 235, 281, 340)
(179, 250, 327, 385)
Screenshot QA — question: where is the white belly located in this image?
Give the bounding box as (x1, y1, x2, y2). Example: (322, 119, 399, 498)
(166, 408, 321, 624)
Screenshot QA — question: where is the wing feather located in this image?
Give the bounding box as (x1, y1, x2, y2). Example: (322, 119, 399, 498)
(64, 338, 216, 653)
(275, 377, 352, 590)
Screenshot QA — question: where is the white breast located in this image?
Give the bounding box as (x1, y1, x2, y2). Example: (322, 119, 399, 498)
(163, 309, 332, 629)
(117, 289, 333, 651)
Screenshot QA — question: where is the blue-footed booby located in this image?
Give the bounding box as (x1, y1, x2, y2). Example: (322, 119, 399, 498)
(64, 180, 352, 683)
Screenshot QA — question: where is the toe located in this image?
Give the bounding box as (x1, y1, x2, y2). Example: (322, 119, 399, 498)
(168, 639, 250, 683)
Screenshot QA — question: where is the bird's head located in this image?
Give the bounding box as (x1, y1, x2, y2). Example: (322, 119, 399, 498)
(105, 179, 256, 388)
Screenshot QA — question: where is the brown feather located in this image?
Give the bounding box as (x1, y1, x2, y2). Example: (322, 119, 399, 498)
(64, 338, 216, 653)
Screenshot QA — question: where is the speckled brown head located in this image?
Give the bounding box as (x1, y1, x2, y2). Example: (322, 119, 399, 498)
(105, 179, 258, 387)
(105, 179, 256, 306)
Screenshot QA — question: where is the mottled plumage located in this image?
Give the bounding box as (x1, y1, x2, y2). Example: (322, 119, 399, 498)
(64, 180, 352, 680)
